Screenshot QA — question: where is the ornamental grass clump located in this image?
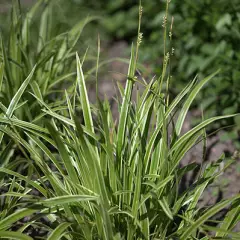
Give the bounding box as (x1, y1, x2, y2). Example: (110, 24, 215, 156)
(0, 1, 239, 239)
(0, 0, 99, 123)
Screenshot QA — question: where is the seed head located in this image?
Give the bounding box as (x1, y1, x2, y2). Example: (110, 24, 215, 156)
(137, 32, 143, 46)
(164, 52, 170, 65)
(233, 150, 240, 159)
(162, 15, 167, 28)
(139, 6, 143, 16)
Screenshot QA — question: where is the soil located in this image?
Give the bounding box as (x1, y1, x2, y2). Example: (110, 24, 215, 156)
(0, 0, 35, 13)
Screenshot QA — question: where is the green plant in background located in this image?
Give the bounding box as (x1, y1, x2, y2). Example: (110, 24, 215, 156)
(0, 1, 240, 239)
(170, 0, 240, 148)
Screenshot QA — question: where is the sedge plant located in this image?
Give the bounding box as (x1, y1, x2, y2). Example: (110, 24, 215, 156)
(0, 0, 123, 168)
(0, 0, 100, 123)
(0, 0, 239, 239)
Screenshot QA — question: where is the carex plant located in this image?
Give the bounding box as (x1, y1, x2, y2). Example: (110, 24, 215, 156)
(0, 0, 99, 117)
(0, 0, 100, 166)
(0, 0, 240, 239)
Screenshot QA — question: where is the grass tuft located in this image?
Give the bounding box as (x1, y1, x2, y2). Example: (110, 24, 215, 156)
(0, 1, 239, 239)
